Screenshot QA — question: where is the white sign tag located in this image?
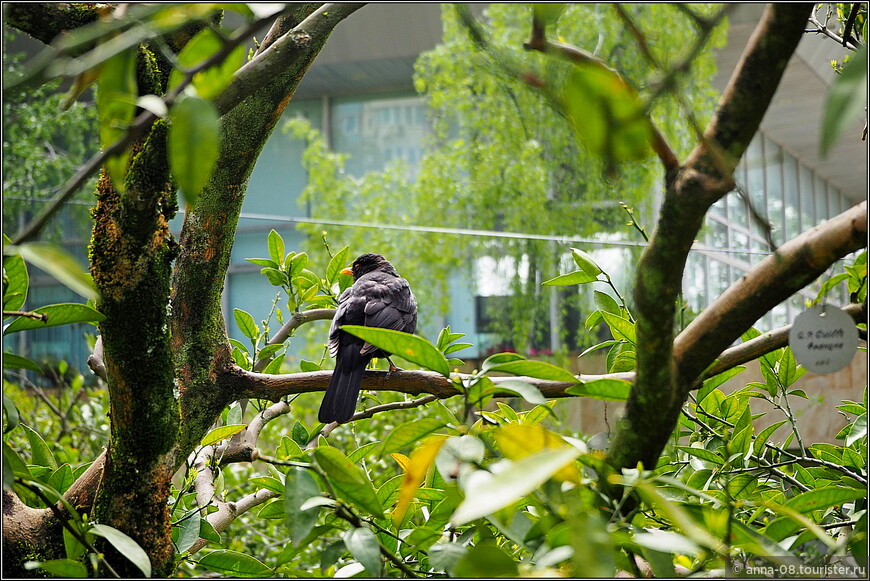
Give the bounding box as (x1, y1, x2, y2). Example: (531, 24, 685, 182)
(788, 304, 859, 374)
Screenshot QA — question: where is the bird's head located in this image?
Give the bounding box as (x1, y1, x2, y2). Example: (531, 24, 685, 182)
(341, 253, 396, 279)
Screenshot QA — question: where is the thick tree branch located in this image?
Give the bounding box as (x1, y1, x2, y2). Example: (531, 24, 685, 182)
(675, 202, 867, 386)
(223, 364, 630, 402)
(213, 3, 365, 116)
(696, 302, 866, 383)
(607, 4, 815, 474)
(691, 3, 813, 179)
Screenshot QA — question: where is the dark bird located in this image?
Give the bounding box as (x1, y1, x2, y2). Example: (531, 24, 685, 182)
(318, 253, 417, 424)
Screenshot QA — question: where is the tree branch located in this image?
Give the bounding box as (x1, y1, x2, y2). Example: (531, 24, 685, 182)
(213, 3, 366, 116)
(695, 302, 866, 383)
(675, 202, 867, 387)
(693, 4, 813, 179)
(223, 364, 630, 403)
(253, 309, 335, 372)
(607, 4, 815, 474)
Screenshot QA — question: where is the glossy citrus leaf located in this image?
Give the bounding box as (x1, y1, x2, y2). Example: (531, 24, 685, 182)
(168, 94, 220, 207)
(340, 326, 450, 377)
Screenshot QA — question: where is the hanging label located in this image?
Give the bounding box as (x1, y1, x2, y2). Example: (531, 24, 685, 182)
(788, 304, 859, 374)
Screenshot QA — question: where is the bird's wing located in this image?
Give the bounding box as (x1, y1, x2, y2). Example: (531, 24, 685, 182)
(328, 286, 366, 358)
(359, 273, 417, 355)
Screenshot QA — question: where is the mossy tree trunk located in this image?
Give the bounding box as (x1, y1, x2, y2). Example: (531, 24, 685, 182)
(2, 3, 361, 576)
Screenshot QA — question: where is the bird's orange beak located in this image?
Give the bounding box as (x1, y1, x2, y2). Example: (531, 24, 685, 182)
(340, 267, 353, 276)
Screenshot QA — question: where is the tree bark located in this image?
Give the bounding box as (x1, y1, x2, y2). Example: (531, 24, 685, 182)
(606, 3, 814, 473)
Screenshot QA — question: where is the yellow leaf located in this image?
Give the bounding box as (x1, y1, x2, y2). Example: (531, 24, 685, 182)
(493, 424, 581, 483)
(391, 453, 410, 472)
(392, 435, 448, 524)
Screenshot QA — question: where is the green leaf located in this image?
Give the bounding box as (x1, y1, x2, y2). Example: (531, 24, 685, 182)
(3, 441, 30, 487)
(753, 420, 788, 456)
(289, 252, 309, 277)
(484, 359, 578, 383)
(174, 512, 201, 554)
(340, 326, 450, 377)
(600, 311, 635, 344)
(196, 549, 272, 578)
(429, 543, 467, 575)
(21, 424, 56, 469)
(382, 418, 447, 453)
(3, 394, 20, 433)
(821, 45, 868, 157)
(97, 48, 137, 191)
(249, 476, 284, 495)
(493, 378, 547, 404)
(47, 463, 74, 495)
(846, 413, 867, 447)
(785, 486, 867, 514)
(566, 378, 631, 401)
(561, 62, 653, 162)
(284, 467, 321, 547)
(450, 446, 581, 526)
(89, 524, 152, 577)
(541, 269, 599, 286)
(167, 27, 245, 100)
(200, 424, 247, 447)
(256, 344, 284, 361)
(570, 247, 603, 277)
(452, 543, 519, 578)
(3, 252, 28, 311)
(326, 246, 350, 286)
(261, 267, 289, 287)
(168, 94, 220, 207)
(697, 366, 745, 404)
(24, 559, 88, 578)
(675, 445, 724, 465)
(291, 421, 309, 447)
(245, 257, 279, 269)
(313, 446, 383, 517)
(481, 352, 525, 370)
(2, 352, 41, 372)
(444, 341, 474, 355)
(267, 230, 285, 265)
(233, 309, 258, 341)
(3, 303, 105, 334)
(299, 359, 321, 372)
(343, 527, 382, 576)
(593, 290, 620, 316)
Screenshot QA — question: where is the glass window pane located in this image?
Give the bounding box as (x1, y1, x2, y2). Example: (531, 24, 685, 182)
(827, 186, 839, 217)
(799, 164, 815, 227)
(707, 218, 728, 249)
(709, 260, 730, 296)
(728, 191, 748, 229)
(732, 231, 750, 264)
(764, 139, 785, 245)
(746, 135, 766, 219)
(331, 94, 426, 178)
(784, 152, 800, 239)
(814, 174, 828, 222)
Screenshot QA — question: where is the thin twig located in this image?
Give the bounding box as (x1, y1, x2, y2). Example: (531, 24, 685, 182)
(3, 310, 49, 321)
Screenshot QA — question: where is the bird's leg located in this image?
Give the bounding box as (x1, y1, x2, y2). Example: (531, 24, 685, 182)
(385, 356, 403, 377)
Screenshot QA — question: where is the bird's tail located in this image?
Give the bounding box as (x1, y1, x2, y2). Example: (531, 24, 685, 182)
(318, 348, 367, 424)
